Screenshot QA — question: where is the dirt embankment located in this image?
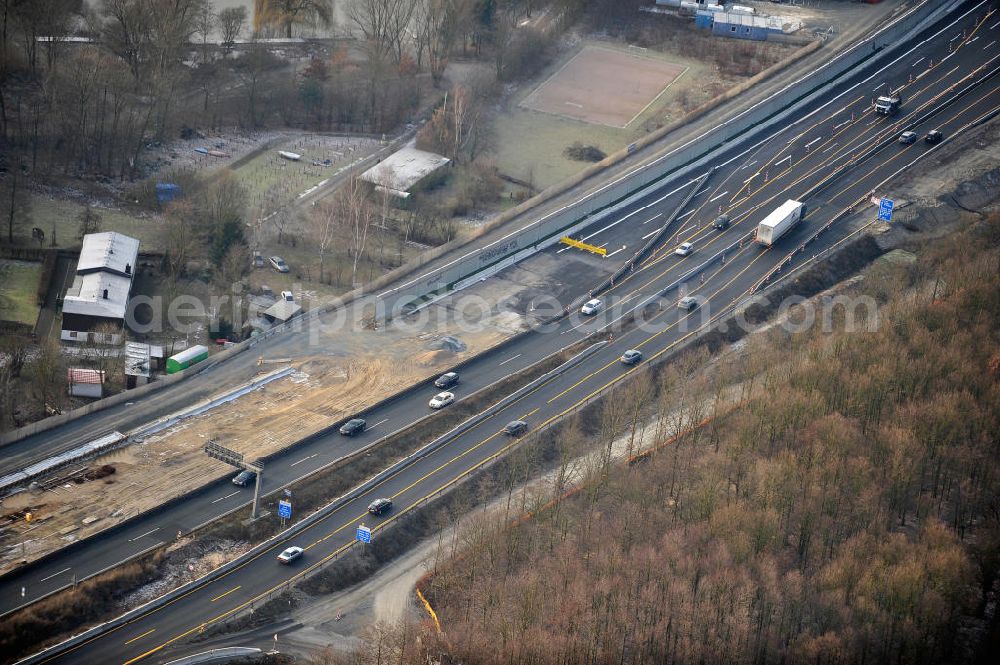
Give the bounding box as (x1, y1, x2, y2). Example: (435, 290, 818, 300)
(0, 321, 509, 577)
(0, 341, 570, 664)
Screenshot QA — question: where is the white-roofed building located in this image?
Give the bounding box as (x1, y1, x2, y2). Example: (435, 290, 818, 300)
(359, 142, 450, 201)
(75, 231, 140, 276)
(61, 232, 140, 344)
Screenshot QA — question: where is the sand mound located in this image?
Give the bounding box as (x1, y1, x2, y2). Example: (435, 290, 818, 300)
(413, 349, 452, 366)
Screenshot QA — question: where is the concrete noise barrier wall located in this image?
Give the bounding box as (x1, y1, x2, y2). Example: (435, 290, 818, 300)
(373, 0, 957, 320)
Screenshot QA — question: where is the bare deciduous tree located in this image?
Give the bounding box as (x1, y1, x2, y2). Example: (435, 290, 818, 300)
(254, 0, 333, 39)
(217, 242, 250, 288)
(30, 338, 66, 417)
(332, 176, 373, 286)
(415, 0, 474, 82)
(76, 205, 102, 239)
(312, 197, 339, 285)
(0, 162, 30, 243)
(348, 0, 418, 64)
(217, 5, 246, 52)
(161, 200, 197, 276)
(193, 0, 216, 64)
(416, 83, 481, 162)
(233, 39, 279, 126)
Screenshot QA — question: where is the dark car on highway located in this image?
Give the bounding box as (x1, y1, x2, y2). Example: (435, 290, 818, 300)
(232, 470, 256, 486)
(339, 418, 367, 436)
(925, 130, 943, 145)
(368, 498, 393, 516)
(504, 420, 528, 436)
(434, 372, 459, 389)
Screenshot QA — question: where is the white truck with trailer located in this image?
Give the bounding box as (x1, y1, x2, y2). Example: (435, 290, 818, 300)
(755, 200, 806, 247)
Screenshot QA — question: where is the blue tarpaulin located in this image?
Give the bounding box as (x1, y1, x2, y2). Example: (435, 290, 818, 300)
(156, 183, 181, 203)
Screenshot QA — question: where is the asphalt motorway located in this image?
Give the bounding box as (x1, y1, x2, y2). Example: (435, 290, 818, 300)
(13, 3, 1000, 661)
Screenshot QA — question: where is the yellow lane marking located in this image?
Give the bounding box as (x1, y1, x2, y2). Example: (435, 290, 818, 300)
(548, 238, 764, 405)
(826, 86, 1000, 204)
(100, 37, 1000, 665)
(209, 586, 241, 603)
(635, 11, 993, 280)
(123, 629, 155, 646)
(122, 371, 573, 662)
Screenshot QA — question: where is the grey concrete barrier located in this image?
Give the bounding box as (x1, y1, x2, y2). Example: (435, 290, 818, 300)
(0, 0, 953, 449)
(2, 538, 169, 621)
(592, 171, 712, 296)
(374, 0, 955, 318)
(756, 89, 992, 294)
(169, 340, 613, 628)
(804, 60, 1000, 203)
(0, 341, 250, 449)
(164, 647, 262, 665)
(0, 367, 295, 498)
(0, 313, 564, 606)
(14, 340, 603, 664)
(0, 1, 936, 451)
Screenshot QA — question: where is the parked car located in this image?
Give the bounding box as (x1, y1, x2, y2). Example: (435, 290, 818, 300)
(925, 130, 943, 144)
(252, 251, 265, 268)
(620, 349, 643, 366)
(675, 242, 694, 257)
(434, 372, 459, 389)
(280, 290, 294, 302)
(580, 298, 602, 315)
(713, 215, 730, 230)
(429, 391, 455, 409)
(368, 498, 393, 516)
(232, 470, 256, 487)
(277, 546, 304, 564)
(504, 420, 528, 436)
(339, 418, 367, 436)
(898, 131, 917, 145)
(678, 296, 700, 311)
(269, 256, 289, 273)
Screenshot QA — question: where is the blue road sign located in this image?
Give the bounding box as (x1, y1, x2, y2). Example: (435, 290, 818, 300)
(356, 525, 372, 543)
(278, 500, 292, 520)
(878, 198, 894, 221)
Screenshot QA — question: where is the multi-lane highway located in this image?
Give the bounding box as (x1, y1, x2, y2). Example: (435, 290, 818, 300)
(13, 2, 1000, 662)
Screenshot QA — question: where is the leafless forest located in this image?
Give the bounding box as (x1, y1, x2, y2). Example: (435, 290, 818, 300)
(399, 217, 1000, 665)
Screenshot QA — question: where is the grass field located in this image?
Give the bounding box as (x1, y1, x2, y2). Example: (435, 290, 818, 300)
(0, 260, 43, 326)
(493, 44, 712, 190)
(28, 196, 159, 250)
